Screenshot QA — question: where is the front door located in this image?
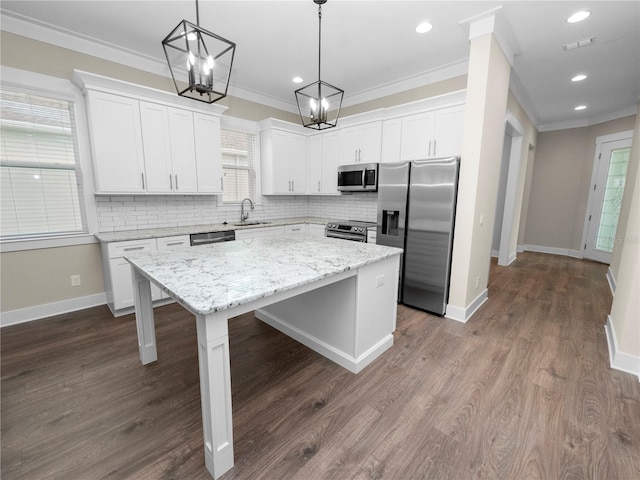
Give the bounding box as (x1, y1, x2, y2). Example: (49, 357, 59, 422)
(583, 137, 632, 264)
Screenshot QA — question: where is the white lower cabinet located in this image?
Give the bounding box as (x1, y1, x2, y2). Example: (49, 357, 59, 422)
(104, 235, 190, 315)
(235, 225, 285, 240)
(156, 235, 190, 299)
(105, 239, 162, 314)
(285, 224, 307, 234)
(308, 224, 326, 237)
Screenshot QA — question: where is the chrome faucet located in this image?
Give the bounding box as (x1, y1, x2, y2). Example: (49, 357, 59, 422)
(240, 198, 254, 223)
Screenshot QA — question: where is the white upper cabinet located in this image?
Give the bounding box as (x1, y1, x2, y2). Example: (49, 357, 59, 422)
(193, 113, 223, 194)
(399, 104, 465, 161)
(74, 70, 226, 195)
(340, 121, 382, 164)
(381, 118, 402, 163)
(320, 129, 341, 194)
(140, 103, 198, 193)
(139, 102, 172, 192)
(85, 91, 146, 193)
(400, 111, 436, 161)
(167, 108, 198, 192)
(307, 134, 323, 194)
(261, 127, 307, 195)
(433, 104, 465, 158)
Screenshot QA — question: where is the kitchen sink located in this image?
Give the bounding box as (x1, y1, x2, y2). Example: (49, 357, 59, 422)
(232, 221, 272, 226)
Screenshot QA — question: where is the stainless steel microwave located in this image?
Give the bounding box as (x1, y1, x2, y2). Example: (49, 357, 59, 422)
(337, 163, 378, 192)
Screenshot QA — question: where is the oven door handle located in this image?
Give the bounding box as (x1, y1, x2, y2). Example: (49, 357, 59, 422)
(326, 231, 366, 242)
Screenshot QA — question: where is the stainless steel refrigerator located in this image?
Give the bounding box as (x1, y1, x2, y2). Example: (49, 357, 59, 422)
(376, 157, 460, 316)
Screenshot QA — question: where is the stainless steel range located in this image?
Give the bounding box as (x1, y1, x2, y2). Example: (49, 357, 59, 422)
(325, 220, 377, 242)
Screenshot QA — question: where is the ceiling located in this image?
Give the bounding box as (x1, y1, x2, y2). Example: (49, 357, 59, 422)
(2, 1, 639, 131)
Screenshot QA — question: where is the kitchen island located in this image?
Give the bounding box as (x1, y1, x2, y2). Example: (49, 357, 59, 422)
(125, 235, 402, 479)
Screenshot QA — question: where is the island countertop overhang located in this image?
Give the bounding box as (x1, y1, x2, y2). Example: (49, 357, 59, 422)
(125, 235, 402, 316)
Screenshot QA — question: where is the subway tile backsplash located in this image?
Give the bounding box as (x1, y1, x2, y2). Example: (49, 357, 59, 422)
(96, 193, 378, 232)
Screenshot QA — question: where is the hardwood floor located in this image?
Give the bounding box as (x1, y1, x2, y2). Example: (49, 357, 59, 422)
(2, 252, 639, 479)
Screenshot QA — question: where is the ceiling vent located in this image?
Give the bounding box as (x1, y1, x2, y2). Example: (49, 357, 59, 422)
(563, 36, 595, 51)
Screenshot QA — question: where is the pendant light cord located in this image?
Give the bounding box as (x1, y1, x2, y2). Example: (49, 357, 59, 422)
(195, 0, 200, 27)
(318, 3, 322, 83)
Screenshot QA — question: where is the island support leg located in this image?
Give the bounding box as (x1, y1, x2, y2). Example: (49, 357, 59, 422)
(196, 311, 235, 479)
(132, 269, 157, 365)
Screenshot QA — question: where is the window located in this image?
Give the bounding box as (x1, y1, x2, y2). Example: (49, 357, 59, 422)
(1, 89, 86, 239)
(221, 129, 256, 203)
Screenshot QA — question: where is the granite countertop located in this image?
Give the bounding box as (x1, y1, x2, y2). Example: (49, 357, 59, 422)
(94, 217, 332, 243)
(125, 235, 402, 316)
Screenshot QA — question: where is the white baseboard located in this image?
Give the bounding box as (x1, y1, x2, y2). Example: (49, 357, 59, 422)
(505, 252, 517, 265)
(605, 316, 640, 382)
(523, 244, 582, 258)
(1, 292, 108, 327)
(517, 245, 524, 253)
(445, 288, 488, 323)
(606, 267, 616, 295)
(254, 309, 393, 374)
(492, 251, 517, 265)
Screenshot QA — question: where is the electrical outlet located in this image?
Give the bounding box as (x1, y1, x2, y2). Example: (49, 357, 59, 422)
(376, 275, 385, 287)
(475, 276, 480, 289)
(479, 213, 485, 226)
(71, 275, 81, 287)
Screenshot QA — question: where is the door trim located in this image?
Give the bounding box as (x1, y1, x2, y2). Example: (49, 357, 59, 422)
(580, 130, 634, 263)
(497, 111, 525, 266)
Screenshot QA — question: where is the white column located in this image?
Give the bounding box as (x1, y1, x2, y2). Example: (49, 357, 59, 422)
(196, 312, 235, 479)
(132, 268, 157, 365)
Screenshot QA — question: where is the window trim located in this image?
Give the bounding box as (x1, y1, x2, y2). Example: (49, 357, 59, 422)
(0, 66, 98, 251)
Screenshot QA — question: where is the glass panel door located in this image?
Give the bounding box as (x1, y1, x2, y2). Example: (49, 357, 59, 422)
(595, 147, 630, 252)
(584, 138, 632, 264)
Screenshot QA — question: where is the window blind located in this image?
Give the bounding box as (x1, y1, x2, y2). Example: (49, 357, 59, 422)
(0, 90, 86, 239)
(221, 130, 256, 203)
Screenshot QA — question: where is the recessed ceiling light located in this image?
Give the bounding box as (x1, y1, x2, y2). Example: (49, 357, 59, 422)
(574, 105, 587, 111)
(567, 11, 590, 23)
(416, 21, 433, 34)
(292, 76, 303, 84)
(571, 74, 587, 82)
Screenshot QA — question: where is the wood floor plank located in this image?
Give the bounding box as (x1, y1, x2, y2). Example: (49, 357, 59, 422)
(2, 252, 639, 480)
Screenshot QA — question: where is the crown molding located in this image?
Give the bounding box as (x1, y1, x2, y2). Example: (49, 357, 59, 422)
(538, 105, 638, 132)
(341, 59, 469, 108)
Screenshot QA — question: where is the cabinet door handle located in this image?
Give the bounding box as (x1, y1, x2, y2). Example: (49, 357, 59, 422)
(165, 241, 184, 246)
(141, 173, 145, 189)
(175, 174, 179, 190)
(433, 140, 437, 156)
(169, 174, 173, 190)
(358, 149, 362, 162)
(292, 180, 295, 191)
(220, 177, 224, 191)
(428, 140, 432, 157)
(123, 246, 145, 251)
(318, 181, 321, 192)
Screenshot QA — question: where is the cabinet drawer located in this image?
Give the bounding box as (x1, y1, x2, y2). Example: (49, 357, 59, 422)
(157, 235, 190, 250)
(285, 224, 307, 234)
(107, 238, 156, 259)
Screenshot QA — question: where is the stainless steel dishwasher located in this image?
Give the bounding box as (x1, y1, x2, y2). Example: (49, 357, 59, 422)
(190, 230, 236, 246)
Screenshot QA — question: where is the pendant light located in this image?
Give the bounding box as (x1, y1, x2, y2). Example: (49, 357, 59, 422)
(162, 0, 236, 104)
(295, 0, 344, 130)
